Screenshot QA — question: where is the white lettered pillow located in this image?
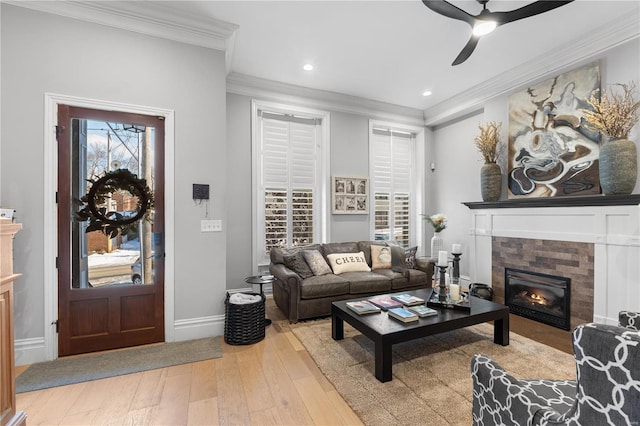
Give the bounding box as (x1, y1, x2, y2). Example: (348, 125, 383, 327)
(326, 251, 371, 274)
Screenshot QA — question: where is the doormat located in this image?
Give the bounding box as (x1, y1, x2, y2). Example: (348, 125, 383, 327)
(16, 336, 222, 393)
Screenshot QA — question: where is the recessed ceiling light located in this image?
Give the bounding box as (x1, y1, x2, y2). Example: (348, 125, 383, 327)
(422, 90, 432, 97)
(303, 64, 314, 71)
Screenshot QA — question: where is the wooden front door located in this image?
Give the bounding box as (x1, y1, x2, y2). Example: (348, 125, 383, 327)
(57, 105, 165, 356)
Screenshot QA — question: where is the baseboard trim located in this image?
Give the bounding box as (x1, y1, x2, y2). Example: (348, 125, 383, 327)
(15, 337, 46, 367)
(173, 315, 225, 341)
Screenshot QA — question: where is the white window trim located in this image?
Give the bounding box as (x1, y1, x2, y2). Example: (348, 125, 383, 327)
(251, 100, 330, 273)
(368, 119, 425, 254)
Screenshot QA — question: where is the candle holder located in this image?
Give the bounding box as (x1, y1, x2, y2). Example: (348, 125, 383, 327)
(451, 253, 462, 284)
(437, 264, 448, 302)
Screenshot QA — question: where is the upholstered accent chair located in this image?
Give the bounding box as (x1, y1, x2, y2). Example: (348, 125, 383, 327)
(471, 311, 640, 425)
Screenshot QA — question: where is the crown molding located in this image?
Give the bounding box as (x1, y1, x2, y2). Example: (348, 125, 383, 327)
(424, 9, 640, 127)
(5, 1, 238, 72)
(227, 72, 425, 127)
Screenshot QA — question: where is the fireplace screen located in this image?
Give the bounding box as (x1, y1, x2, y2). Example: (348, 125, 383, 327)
(505, 268, 570, 330)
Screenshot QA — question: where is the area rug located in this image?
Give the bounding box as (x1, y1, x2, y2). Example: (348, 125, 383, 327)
(16, 336, 222, 393)
(290, 321, 576, 426)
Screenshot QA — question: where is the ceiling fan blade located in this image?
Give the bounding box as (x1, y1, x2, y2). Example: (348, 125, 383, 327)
(421, 0, 475, 26)
(491, 1, 574, 25)
(452, 36, 480, 66)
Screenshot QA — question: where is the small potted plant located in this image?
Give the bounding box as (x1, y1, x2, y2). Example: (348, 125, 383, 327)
(423, 213, 447, 259)
(582, 82, 639, 195)
(474, 121, 503, 201)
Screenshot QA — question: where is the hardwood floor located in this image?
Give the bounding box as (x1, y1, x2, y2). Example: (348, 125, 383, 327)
(15, 299, 362, 426)
(15, 297, 572, 425)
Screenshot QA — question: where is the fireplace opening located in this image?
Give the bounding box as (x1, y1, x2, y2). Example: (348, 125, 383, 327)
(505, 268, 571, 330)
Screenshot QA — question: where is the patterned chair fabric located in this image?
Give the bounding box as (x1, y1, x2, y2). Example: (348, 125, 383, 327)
(472, 312, 640, 426)
(619, 310, 640, 330)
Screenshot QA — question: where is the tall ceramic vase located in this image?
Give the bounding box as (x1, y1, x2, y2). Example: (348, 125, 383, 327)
(599, 138, 637, 195)
(480, 163, 502, 201)
(430, 234, 443, 259)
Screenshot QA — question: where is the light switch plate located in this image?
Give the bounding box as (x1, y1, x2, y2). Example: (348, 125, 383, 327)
(201, 219, 222, 232)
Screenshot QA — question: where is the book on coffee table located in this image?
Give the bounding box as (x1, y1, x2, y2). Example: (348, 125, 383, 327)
(346, 300, 382, 315)
(407, 305, 438, 317)
(387, 307, 419, 323)
(390, 293, 425, 306)
(368, 295, 403, 311)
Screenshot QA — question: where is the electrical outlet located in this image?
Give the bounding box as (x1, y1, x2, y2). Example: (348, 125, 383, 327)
(201, 219, 222, 232)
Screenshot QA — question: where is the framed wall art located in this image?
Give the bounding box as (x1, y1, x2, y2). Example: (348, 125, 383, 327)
(332, 176, 368, 214)
(508, 61, 601, 198)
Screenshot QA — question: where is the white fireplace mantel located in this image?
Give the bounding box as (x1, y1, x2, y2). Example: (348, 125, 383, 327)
(465, 197, 640, 325)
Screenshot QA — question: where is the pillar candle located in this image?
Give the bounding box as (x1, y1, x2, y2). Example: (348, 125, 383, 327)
(452, 243, 461, 254)
(437, 250, 448, 267)
(450, 284, 460, 301)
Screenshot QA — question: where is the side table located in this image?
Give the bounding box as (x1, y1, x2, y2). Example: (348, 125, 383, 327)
(244, 275, 275, 326)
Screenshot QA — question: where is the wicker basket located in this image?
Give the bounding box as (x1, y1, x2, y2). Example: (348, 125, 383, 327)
(224, 292, 266, 345)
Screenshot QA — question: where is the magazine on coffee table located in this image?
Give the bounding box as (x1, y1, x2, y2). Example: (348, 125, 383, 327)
(368, 295, 403, 311)
(346, 300, 382, 315)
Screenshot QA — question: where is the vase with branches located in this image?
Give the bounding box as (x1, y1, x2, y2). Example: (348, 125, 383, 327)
(474, 121, 503, 201)
(582, 82, 639, 195)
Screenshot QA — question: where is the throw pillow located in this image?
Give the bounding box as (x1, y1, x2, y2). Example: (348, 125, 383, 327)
(326, 251, 371, 274)
(405, 246, 418, 269)
(283, 252, 314, 279)
(302, 250, 332, 276)
(371, 245, 392, 269)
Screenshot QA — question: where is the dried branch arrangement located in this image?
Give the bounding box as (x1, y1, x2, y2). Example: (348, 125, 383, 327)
(582, 82, 640, 139)
(474, 121, 502, 164)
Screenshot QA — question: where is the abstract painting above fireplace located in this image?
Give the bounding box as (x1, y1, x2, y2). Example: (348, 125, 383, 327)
(505, 268, 571, 330)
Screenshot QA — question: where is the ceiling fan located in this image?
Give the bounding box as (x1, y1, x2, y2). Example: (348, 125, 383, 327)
(422, 0, 574, 66)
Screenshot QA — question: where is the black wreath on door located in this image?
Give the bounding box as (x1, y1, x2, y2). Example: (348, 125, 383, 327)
(76, 169, 154, 238)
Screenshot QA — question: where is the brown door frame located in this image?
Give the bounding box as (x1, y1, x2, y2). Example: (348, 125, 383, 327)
(57, 104, 165, 356)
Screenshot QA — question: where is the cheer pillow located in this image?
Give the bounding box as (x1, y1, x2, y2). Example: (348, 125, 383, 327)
(326, 251, 371, 274)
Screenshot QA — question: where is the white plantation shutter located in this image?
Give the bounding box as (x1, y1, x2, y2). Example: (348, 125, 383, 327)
(371, 128, 414, 247)
(260, 111, 319, 260)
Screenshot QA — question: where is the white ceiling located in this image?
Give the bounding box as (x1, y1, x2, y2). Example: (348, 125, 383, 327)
(12, 0, 640, 118)
(159, 0, 639, 112)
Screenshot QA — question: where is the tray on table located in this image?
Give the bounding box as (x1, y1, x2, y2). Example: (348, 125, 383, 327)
(426, 288, 471, 311)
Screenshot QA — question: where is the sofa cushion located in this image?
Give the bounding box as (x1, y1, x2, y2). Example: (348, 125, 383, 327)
(386, 241, 408, 273)
(283, 252, 314, 279)
(371, 245, 392, 269)
(402, 269, 429, 288)
(405, 246, 418, 269)
(358, 241, 386, 267)
(371, 268, 409, 288)
(270, 244, 321, 265)
(302, 250, 333, 276)
(342, 271, 391, 294)
(326, 251, 371, 274)
(300, 274, 350, 299)
(322, 242, 360, 260)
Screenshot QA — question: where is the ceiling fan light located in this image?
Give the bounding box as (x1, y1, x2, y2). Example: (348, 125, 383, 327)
(472, 20, 497, 36)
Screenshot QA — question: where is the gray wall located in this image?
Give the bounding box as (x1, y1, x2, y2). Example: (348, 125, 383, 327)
(430, 38, 640, 281)
(1, 4, 228, 343)
(225, 93, 381, 289)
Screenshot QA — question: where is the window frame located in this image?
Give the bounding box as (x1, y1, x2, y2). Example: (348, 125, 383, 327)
(368, 120, 425, 251)
(251, 100, 330, 272)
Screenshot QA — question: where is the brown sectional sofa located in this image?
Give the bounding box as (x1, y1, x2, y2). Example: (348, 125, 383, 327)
(270, 241, 435, 323)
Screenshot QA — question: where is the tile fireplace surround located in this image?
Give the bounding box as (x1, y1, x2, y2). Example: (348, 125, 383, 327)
(464, 195, 640, 326)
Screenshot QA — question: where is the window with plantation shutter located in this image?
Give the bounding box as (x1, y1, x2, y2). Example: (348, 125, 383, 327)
(253, 102, 329, 268)
(370, 124, 421, 248)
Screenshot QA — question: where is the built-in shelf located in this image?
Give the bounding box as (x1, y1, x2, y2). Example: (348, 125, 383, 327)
(463, 194, 640, 209)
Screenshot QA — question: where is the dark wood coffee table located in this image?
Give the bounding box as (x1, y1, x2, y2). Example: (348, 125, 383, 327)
(331, 288, 509, 382)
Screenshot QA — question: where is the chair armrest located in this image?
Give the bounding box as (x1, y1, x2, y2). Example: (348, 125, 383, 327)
(472, 354, 562, 426)
(618, 310, 640, 330)
(415, 257, 435, 282)
(269, 263, 303, 322)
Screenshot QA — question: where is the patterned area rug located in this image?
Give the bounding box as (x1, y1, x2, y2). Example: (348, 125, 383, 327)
(16, 337, 222, 393)
(289, 320, 576, 426)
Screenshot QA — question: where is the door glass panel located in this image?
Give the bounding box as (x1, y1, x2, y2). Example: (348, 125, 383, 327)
(71, 119, 156, 288)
